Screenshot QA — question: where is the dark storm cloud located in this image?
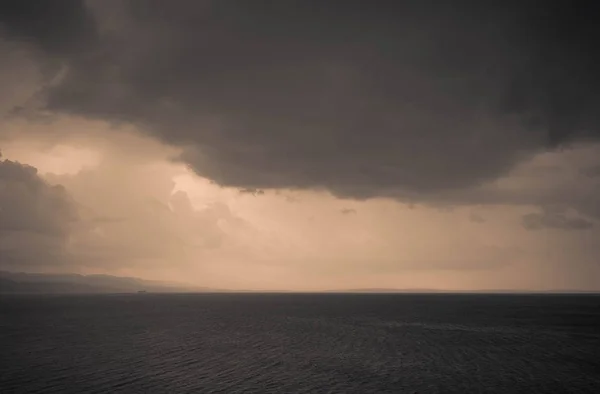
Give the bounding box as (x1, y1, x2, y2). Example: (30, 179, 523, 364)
(0, 152, 78, 269)
(2, 1, 600, 200)
(0, 0, 96, 56)
(521, 206, 594, 231)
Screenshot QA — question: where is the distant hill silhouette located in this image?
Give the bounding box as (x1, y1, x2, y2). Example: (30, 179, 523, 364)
(0, 271, 219, 294)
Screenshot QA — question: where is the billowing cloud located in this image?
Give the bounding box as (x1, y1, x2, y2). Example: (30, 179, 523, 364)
(45, 150, 232, 273)
(1, 1, 599, 201)
(0, 152, 77, 270)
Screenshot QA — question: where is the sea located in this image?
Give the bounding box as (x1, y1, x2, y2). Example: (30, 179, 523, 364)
(1, 293, 599, 393)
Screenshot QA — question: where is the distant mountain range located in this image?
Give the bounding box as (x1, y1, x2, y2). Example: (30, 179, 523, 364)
(0, 271, 218, 294)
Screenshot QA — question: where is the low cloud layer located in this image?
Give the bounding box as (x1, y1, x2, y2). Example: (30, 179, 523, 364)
(522, 206, 594, 231)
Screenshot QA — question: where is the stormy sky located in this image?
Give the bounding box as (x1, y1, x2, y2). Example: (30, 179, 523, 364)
(0, 0, 599, 290)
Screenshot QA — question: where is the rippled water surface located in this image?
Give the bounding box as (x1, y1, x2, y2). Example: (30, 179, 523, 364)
(1, 294, 600, 393)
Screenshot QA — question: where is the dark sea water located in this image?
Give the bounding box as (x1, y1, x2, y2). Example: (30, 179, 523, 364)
(1, 294, 600, 393)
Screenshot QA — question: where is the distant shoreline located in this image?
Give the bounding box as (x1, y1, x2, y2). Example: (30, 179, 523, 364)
(1, 271, 598, 295)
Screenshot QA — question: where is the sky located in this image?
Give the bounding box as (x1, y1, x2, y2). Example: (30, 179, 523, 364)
(0, 0, 599, 291)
